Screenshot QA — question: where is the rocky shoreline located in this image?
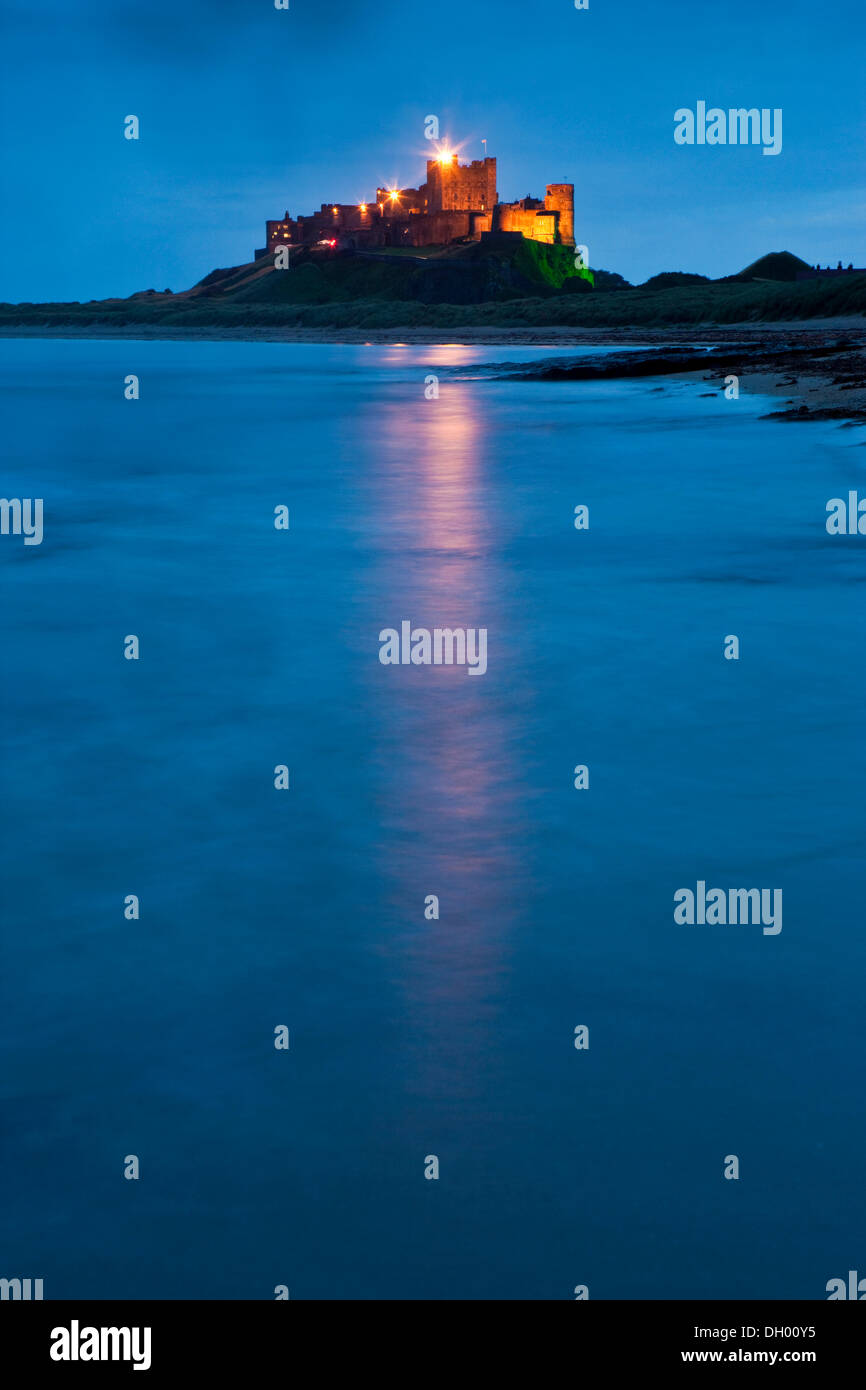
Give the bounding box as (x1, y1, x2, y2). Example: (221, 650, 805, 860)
(484, 330, 866, 422)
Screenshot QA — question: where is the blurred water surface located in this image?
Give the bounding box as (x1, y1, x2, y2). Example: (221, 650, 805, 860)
(1, 339, 863, 1299)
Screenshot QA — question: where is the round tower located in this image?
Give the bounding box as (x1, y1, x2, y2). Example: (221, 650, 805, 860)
(544, 184, 574, 248)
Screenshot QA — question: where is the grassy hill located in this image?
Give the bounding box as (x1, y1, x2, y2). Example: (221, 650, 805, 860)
(188, 237, 585, 306)
(2, 245, 864, 331)
(720, 250, 813, 283)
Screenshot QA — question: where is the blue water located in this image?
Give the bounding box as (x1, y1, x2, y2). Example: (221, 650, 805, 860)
(2, 339, 864, 1300)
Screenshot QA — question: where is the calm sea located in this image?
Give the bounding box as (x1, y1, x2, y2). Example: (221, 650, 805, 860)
(1, 339, 863, 1299)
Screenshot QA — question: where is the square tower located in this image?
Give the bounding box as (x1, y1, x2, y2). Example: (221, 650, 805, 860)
(426, 156, 497, 214)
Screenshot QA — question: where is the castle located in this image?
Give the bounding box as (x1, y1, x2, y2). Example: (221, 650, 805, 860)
(256, 150, 574, 257)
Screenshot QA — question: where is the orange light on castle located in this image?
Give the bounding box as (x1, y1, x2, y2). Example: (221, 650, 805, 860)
(256, 148, 576, 260)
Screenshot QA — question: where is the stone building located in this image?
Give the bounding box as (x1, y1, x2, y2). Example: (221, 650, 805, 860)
(256, 151, 575, 257)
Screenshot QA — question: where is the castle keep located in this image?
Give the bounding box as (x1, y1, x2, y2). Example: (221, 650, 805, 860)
(257, 151, 575, 257)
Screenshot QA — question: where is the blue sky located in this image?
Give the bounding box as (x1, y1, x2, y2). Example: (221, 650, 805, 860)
(1, 0, 863, 301)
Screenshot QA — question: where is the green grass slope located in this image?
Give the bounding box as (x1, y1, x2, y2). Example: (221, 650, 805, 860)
(725, 250, 812, 282)
(2, 249, 864, 330)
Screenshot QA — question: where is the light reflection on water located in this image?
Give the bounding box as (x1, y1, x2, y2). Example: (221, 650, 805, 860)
(1, 339, 863, 1299)
(360, 364, 529, 1102)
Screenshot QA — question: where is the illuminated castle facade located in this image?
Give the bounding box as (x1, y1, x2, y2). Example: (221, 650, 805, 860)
(256, 151, 575, 257)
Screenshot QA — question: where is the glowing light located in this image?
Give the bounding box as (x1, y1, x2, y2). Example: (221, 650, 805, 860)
(389, 190, 400, 202)
(332, 205, 338, 214)
(437, 150, 454, 165)
(359, 203, 367, 212)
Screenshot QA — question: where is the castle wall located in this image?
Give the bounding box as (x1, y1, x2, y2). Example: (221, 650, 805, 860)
(470, 212, 492, 238)
(496, 203, 559, 245)
(376, 187, 426, 216)
(400, 211, 473, 246)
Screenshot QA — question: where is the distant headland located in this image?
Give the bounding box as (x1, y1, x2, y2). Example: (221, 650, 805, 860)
(2, 245, 863, 338)
(1, 134, 864, 340)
